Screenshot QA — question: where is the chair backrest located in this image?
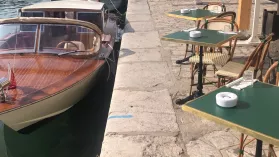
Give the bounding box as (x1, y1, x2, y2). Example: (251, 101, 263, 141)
(196, 3, 226, 29)
(216, 11, 236, 22)
(257, 34, 273, 73)
(201, 18, 239, 32)
(200, 19, 239, 57)
(238, 33, 273, 79)
(263, 61, 279, 85)
(203, 3, 226, 12)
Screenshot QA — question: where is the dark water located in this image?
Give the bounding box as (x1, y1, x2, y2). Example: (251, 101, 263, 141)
(0, 0, 49, 18)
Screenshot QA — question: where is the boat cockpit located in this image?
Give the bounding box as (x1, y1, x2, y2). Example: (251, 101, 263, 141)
(0, 18, 101, 57)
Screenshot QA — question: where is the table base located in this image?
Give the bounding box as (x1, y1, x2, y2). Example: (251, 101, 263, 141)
(176, 44, 195, 64)
(255, 140, 263, 157)
(176, 56, 192, 64)
(176, 91, 204, 105)
(176, 46, 204, 105)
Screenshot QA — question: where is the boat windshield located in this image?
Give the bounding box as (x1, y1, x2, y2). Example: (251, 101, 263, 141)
(0, 23, 100, 55)
(0, 24, 36, 53)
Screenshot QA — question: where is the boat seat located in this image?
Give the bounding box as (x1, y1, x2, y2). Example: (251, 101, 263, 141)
(64, 41, 85, 51)
(92, 36, 100, 53)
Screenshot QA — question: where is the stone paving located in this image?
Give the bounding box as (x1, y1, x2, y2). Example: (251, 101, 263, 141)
(101, 0, 183, 156)
(101, 0, 279, 156)
(148, 0, 279, 156)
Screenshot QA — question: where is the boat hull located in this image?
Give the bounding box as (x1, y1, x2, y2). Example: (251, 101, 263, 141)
(0, 61, 104, 131)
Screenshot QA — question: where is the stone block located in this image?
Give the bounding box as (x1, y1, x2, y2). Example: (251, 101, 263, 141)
(186, 140, 222, 157)
(105, 111, 179, 136)
(101, 135, 184, 157)
(203, 131, 239, 149)
(178, 112, 224, 143)
(127, 1, 150, 14)
(126, 14, 152, 22)
(220, 145, 266, 157)
(118, 48, 162, 63)
(128, 0, 148, 5)
(121, 31, 161, 49)
(114, 62, 173, 90)
(124, 21, 155, 32)
(109, 89, 174, 114)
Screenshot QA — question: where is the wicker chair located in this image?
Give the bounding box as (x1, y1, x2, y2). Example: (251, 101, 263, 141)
(264, 61, 279, 85)
(216, 11, 236, 21)
(203, 2, 226, 12)
(237, 61, 279, 157)
(188, 19, 239, 94)
(264, 62, 278, 157)
(216, 33, 273, 87)
(196, 3, 226, 27)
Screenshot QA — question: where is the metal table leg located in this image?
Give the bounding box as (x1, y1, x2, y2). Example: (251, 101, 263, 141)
(176, 46, 204, 104)
(255, 139, 263, 157)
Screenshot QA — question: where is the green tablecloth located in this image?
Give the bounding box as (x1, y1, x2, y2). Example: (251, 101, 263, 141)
(162, 29, 238, 47)
(167, 9, 220, 21)
(183, 81, 279, 146)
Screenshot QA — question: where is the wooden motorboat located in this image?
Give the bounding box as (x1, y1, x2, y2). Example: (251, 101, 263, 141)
(0, 1, 116, 131)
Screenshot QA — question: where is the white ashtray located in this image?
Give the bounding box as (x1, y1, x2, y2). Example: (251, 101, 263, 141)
(216, 92, 238, 108)
(189, 31, 201, 38)
(180, 9, 190, 14)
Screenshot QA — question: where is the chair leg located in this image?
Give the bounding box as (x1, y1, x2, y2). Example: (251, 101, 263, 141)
(239, 133, 245, 157)
(217, 77, 221, 88)
(213, 65, 217, 77)
(184, 44, 189, 58)
(203, 65, 207, 84)
(237, 133, 257, 157)
(268, 144, 273, 157)
(220, 77, 224, 87)
(189, 63, 194, 95)
(268, 144, 277, 157)
(222, 77, 226, 86)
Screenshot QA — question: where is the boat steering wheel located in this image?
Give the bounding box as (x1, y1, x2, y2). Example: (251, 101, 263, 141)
(56, 41, 79, 50)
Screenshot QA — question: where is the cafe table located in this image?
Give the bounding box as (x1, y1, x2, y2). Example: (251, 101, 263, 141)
(167, 9, 221, 64)
(182, 81, 279, 157)
(167, 9, 220, 22)
(162, 29, 238, 104)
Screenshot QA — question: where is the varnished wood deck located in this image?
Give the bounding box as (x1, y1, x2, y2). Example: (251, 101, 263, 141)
(0, 54, 104, 113)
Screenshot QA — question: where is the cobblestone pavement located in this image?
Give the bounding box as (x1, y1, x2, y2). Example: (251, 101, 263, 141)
(147, 0, 278, 156)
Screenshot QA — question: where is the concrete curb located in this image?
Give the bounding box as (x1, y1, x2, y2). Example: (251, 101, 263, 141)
(100, 0, 183, 156)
